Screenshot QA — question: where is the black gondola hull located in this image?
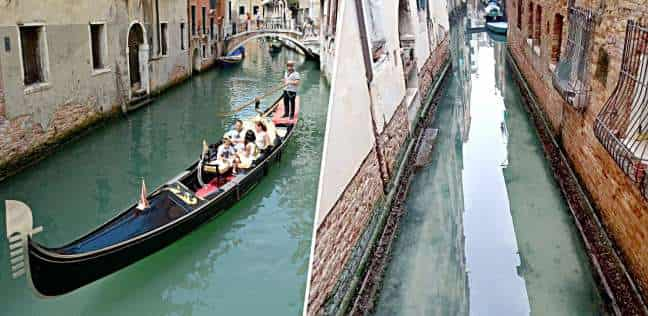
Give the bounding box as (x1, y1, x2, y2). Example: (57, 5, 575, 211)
(26, 135, 288, 297)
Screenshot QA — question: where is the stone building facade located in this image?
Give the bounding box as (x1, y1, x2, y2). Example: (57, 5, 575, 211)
(305, 0, 450, 314)
(507, 0, 648, 302)
(0, 0, 209, 179)
(189, 0, 221, 72)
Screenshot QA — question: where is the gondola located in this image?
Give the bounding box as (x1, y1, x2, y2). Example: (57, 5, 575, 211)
(217, 46, 245, 66)
(486, 21, 508, 35)
(4, 97, 301, 297)
(269, 39, 282, 54)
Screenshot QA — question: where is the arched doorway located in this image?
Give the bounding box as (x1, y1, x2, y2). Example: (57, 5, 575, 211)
(192, 48, 201, 72)
(128, 23, 146, 93)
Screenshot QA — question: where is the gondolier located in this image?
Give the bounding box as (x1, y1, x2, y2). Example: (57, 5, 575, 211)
(282, 61, 300, 119)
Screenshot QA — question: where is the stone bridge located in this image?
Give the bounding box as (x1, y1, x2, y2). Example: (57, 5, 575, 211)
(224, 29, 320, 59)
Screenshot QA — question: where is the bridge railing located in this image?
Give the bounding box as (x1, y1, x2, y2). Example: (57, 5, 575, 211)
(224, 18, 317, 37)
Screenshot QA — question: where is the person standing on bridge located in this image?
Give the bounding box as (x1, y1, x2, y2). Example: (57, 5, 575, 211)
(282, 61, 300, 119)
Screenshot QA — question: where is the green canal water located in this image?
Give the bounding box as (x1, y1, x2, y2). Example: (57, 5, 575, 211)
(0, 43, 329, 315)
(374, 31, 603, 315)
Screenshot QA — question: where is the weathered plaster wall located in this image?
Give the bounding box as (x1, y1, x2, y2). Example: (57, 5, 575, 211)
(0, 0, 193, 179)
(507, 0, 648, 300)
(0, 1, 128, 127)
(149, 0, 191, 93)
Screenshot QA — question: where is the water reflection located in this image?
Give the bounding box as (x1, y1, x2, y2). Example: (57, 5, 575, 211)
(375, 10, 601, 316)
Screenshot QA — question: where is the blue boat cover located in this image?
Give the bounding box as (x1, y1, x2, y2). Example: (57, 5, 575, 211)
(56, 190, 196, 255)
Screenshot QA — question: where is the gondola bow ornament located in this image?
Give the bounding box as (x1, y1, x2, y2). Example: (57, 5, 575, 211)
(5, 201, 42, 284)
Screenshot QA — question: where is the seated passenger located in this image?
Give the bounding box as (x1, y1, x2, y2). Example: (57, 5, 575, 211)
(225, 119, 246, 148)
(254, 121, 271, 152)
(215, 137, 236, 174)
(236, 130, 259, 170)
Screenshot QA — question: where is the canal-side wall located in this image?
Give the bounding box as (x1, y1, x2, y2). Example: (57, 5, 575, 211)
(507, 0, 648, 303)
(306, 0, 450, 311)
(0, 1, 215, 181)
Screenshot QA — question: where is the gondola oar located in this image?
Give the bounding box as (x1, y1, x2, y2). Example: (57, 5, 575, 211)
(217, 83, 286, 116)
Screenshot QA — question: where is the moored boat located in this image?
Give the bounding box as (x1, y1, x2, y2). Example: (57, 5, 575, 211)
(217, 46, 245, 66)
(269, 38, 282, 54)
(5, 97, 301, 297)
(486, 21, 508, 35)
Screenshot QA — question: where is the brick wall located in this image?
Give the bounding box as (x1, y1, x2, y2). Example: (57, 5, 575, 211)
(419, 35, 450, 101)
(0, 104, 102, 180)
(507, 0, 648, 301)
(308, 41, 451, 314)
(308, 149, 385, 316)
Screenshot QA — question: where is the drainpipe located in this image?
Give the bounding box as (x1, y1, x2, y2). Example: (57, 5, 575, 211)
(353, 0, 390, 191)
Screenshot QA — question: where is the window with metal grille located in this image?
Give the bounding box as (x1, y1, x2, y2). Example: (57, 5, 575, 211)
(551, 6, 594, 109)
(594, 20, 648, 199)
(19, 25, 48, 86)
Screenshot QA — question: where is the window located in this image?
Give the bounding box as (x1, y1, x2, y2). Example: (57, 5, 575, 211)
(551, 6, 594, 109)
(594, 20, 648, 199)
(210, 18, 214, 39)
(90, 23, 107, 70)
(202, 45, 206, 58)
(19, 25, 48, 86)
(180, 22, 186, 50)
(363, 0, 386, 62)
(535, 5, 542, 45)
(327, 0, 339, 36)
(551, 14, 564, 64)
(239, 6, 245, 15)
(527, 2, 533, 39)
(211, 44, 215, 56)
(202, 7, 207, 34)
(191, 5, 197, 35)
(253, 6, 259, 15)
(517, 0, 522, 29)
(160, 22, 168, 56)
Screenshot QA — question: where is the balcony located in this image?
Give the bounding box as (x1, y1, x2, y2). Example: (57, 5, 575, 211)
(551, 6, 594, 110)
(594, 20, 648, 199)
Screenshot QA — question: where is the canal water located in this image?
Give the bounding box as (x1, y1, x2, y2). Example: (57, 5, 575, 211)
(374, 30, 603, 315)
(0, 43, 328, 315)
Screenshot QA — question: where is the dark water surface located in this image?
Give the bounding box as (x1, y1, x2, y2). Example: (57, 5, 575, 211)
(375, 30, 602, 316)
(0, 43, 328, 315)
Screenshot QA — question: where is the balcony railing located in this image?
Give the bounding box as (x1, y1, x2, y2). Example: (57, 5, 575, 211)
(551, 6, 594, 110)
(594, 20, 648, 199)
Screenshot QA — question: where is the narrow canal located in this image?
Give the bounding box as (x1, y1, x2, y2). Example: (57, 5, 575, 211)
(0, 43, 328, 315)
(374, 30, 603, 315)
